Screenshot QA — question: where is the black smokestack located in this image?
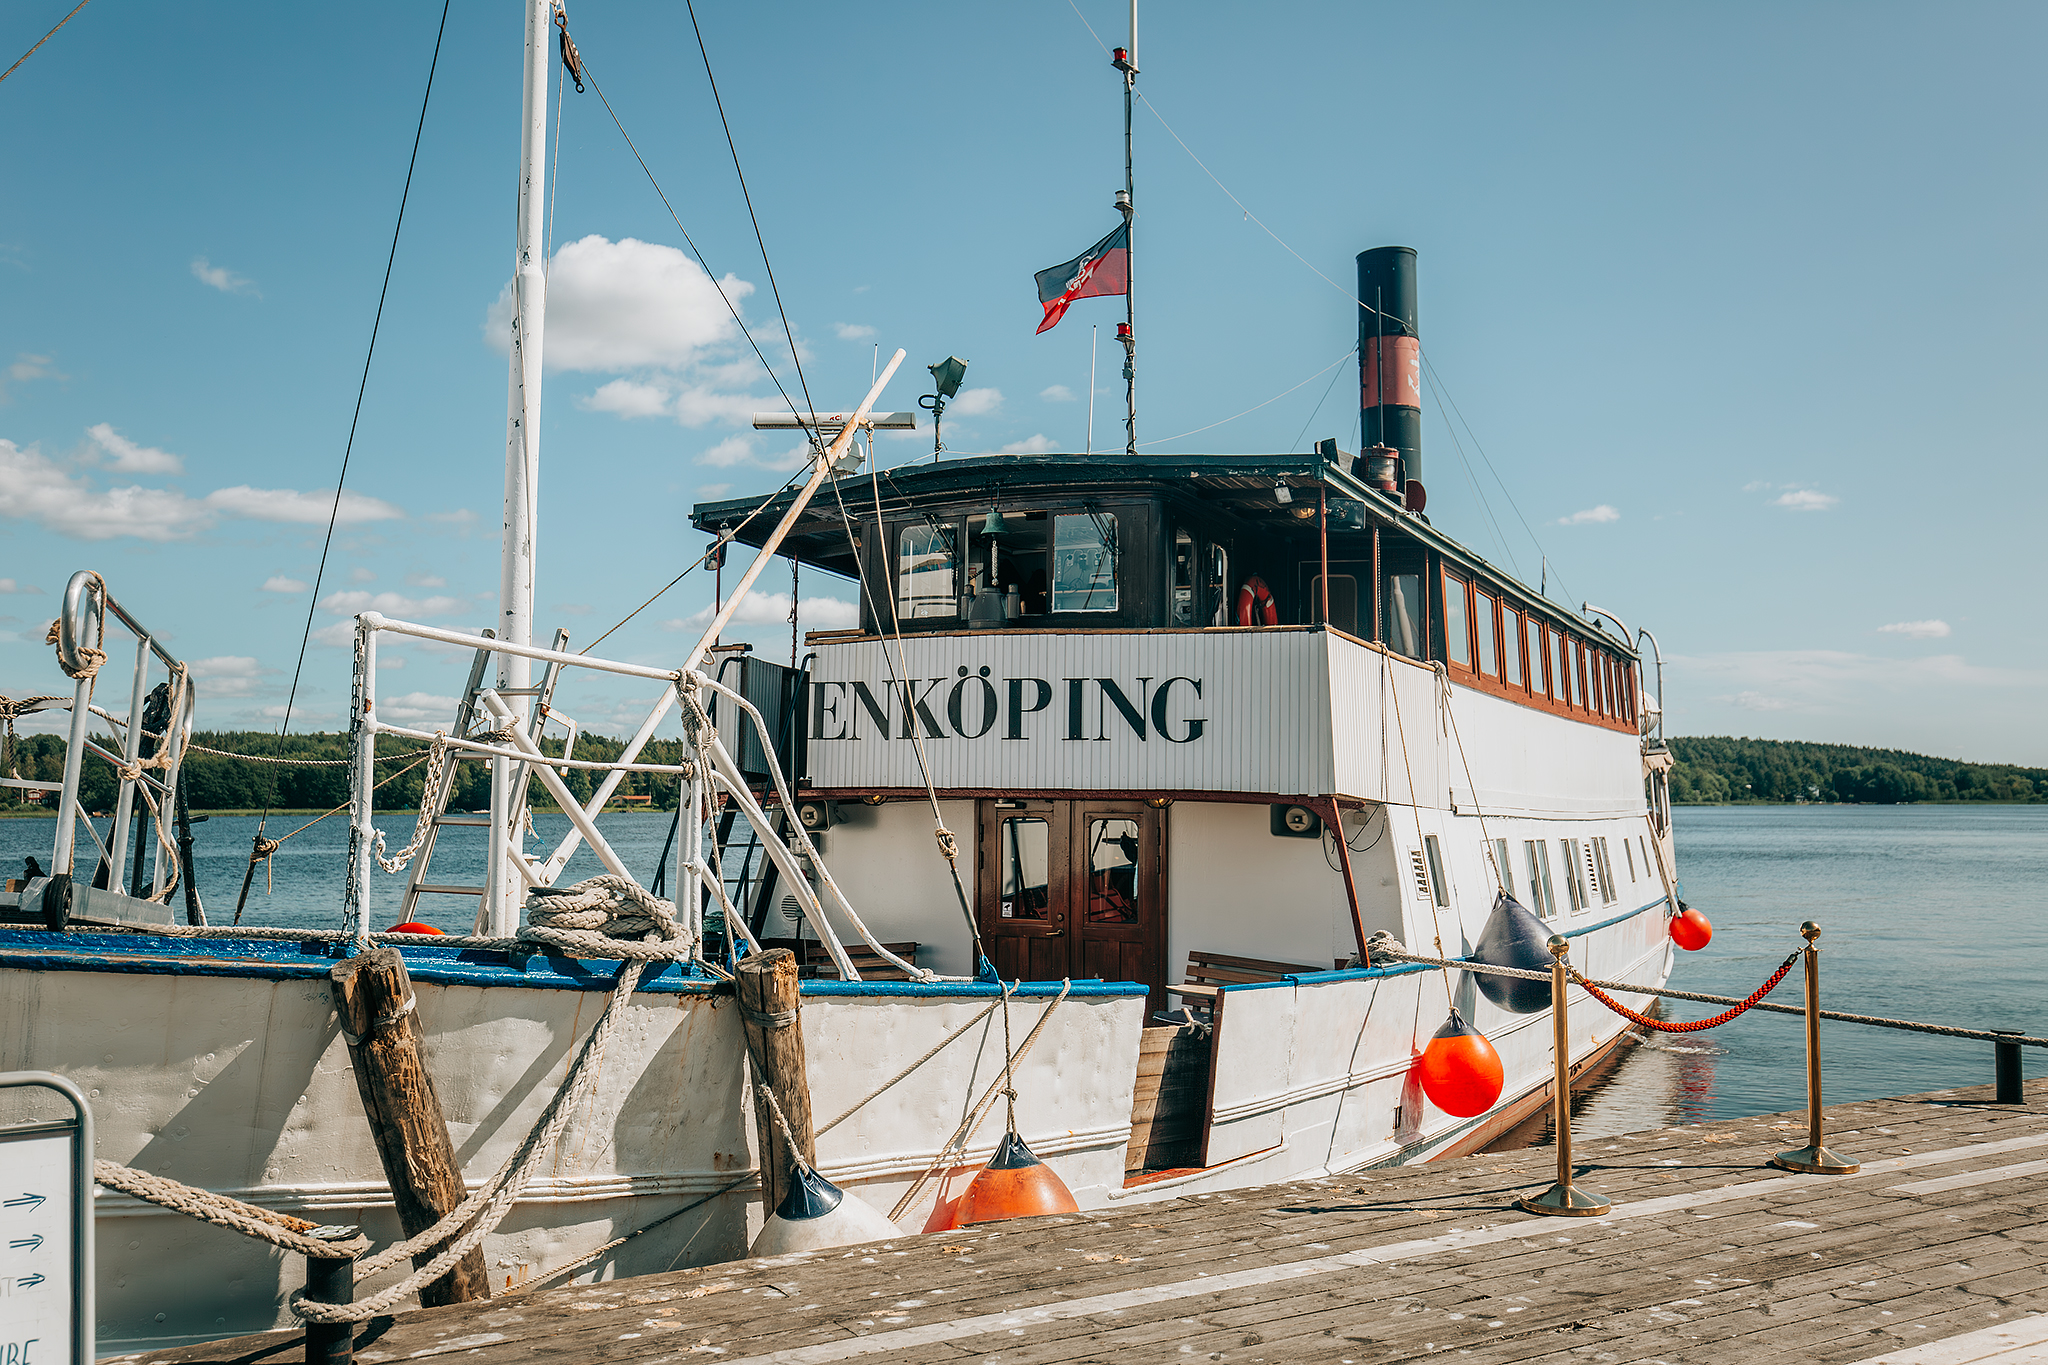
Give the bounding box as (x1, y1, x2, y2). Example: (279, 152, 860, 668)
(1357, 246, 1420, 497)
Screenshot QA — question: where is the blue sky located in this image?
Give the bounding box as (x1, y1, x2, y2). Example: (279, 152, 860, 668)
(3, 1, 2043, 762)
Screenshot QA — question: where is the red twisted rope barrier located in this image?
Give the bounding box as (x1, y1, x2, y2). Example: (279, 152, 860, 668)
(1573, 951, 1800, 1033)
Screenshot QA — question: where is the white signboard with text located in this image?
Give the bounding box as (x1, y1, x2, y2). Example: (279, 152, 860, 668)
(0, 1075, 92, 1365)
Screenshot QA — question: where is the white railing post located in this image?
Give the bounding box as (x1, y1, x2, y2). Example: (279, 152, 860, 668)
(344, 618, 380, 946)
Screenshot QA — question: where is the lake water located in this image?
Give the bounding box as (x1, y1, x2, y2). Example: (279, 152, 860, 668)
(5, 803, 2042, 1129)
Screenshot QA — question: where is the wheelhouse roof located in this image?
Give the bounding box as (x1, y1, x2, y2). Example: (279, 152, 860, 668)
(688, 450, 1634, 656)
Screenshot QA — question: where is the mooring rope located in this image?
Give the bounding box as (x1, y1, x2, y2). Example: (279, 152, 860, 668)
(92, 1161, 365, 1261)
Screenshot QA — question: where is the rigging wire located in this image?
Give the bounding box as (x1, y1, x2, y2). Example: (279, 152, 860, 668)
(0, 0, 91, 85)
(1423, 353, 1575, 604)
(1135, 346, 1354, 448)
(262, 0, 452, 831)
(1425, 368, 1520, 578)
(1288, 349, 1353, 452)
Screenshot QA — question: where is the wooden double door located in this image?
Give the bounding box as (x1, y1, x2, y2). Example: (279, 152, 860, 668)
(976, 799, 1166, 1016)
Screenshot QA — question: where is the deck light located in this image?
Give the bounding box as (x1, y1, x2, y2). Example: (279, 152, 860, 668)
(1274, 481, 1292, 504)
(921, 357, 969, 459)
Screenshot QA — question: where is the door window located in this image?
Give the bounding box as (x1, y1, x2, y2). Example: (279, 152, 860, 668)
(998, 816, 1050, 920)
(1084, 818, 1142, 924)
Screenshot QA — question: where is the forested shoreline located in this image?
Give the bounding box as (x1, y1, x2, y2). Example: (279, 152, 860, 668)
(1669, 736, 2044, 805)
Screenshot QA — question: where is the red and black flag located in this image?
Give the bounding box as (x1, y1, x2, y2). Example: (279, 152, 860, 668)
(1033, 223, 1129, 334)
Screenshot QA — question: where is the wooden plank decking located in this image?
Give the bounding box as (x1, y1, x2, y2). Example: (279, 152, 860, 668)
(118, 1080, 2048, 1365)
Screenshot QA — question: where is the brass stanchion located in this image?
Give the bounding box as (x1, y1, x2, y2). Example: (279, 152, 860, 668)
(1517, 935, 1611, 1217)
(1771, 921, 1859, 1175)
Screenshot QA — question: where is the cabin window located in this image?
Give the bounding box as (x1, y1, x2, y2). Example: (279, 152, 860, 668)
(1524, 840, 1557, 919)
(897, 522, 959, 619)
(1502, 607, 1522, 688)
(1493, 838, 1515, 898)
(1623, 836, 1637, 882)
(1591, 651, 1606, 715)
(1311, 574, 1360, 635)
(997, 816, 1050, 920)
(1475, 591, 1498, 678)
(1171, 529, 1196, 626)
(1052, 512, 1119, 612)
(1592, 837, 1617, 905)
(1423, 834, 1451, 907)
(1551, 630, 1569, 703)
(1085, 818, 1142, 924)
(1442, 572, 1471, 668)
(1561, 838, 1588, 912)
(1384, 574, 1423, 658)
(1570, 642, 1588, 709)
(1528, 617, 1547, 694)
(1205, 543, 1230, 625)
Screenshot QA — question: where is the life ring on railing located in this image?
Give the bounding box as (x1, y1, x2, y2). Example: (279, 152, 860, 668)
(1235, 575, 1279, 627)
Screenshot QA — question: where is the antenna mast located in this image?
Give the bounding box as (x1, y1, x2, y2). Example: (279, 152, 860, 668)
(486, 0, 552, 933)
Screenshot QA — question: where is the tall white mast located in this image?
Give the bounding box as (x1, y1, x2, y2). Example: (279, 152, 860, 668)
(486, 0, 551, 934)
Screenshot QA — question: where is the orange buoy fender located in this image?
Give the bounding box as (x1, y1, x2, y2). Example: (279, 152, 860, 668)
(955, 1131, 1080, 1226)
(1416, 1010, 1504, 1118)
(1670, 903, 1713, 951)
(389, 921, 444, 935)
(1235, 575, 1279, 627)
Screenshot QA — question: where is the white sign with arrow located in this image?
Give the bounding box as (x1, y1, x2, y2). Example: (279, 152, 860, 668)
(1, 1074, 93, 1365)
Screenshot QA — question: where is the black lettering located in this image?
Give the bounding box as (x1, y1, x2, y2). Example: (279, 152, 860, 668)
(1064, 678, 1087, 740)
(849, 681, 892, 740)
(810, 681, 846, 741)
(1152, 676, 1207, 743)
(1007, 677, 1053, 739)
(898, 679, 947, 739)
(1096, 677, 1152, 740)
(948, 666, 999, 738)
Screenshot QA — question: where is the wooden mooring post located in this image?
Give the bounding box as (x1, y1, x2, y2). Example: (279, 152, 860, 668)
(329, 947, 491, 1306)
(737, 948, 814, 1215)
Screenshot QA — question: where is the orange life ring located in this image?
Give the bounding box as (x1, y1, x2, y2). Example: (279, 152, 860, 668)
(1235, 575, 1279, 627)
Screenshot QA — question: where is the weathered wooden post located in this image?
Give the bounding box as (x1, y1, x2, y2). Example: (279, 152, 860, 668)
(330, 948, 491, 1305)
(737, 948, 815, 1216)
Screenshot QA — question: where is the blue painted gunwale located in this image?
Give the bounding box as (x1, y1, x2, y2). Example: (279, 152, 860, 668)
(1224, 894, 1672, 992)
(0, 929, 1144, 1000)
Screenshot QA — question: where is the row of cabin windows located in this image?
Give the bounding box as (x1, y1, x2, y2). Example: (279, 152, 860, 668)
(1443, 568, 1635, 724)
(1419, 832, 1652, 920)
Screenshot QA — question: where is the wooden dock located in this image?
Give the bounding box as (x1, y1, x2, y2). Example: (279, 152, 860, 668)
(120, 1080, 2048, 1365)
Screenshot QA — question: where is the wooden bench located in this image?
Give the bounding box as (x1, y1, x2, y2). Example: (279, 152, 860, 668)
(1167, 949, 1335, 1002)
(757, 937, 920, 981)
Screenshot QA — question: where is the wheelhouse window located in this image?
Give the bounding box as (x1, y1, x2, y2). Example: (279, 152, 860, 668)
(1442, 571, 1471, 668)
(1311, 574, 1360, 635)
(1502, 606, 1522, 688)
(1052, 512, 1118, 613)
(997, 816, 1049, 920)
(1205, 543, 1230, 626)
(1171, 529, 1196, 626)
(897, 522, 958, 619)
(1475, 590, 1498, 678)
(1384, 573, 1423, 658)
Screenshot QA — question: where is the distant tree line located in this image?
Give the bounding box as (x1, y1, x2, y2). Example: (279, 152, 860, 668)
(1669, 736, 2046, 805)
(2, 730, 693, 813)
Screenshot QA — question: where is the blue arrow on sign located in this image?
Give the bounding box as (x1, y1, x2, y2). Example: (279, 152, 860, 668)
(2, 1192, 47, 1209)
(9, 1233, 43, 1251)
(16, 1273, 45, 1289)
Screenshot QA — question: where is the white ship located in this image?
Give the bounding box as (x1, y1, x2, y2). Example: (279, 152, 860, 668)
(0, 3, 1681, 1353)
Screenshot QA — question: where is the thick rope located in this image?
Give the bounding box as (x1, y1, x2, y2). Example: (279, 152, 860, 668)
(1571, 954, 1798, 1032)
(93, 1161, 364, 1260)
(45, 573, 108, 680)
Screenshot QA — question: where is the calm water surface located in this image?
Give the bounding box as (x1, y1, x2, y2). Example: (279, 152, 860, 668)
(6, 803, 2042, 1128)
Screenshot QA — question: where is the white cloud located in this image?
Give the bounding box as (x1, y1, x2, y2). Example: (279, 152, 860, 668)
(834, 322, 876, 341)
(1001, 434, 1058, 455)
(187, 655, 265, 697)
(1774, 488, 1838, 512)
(427, 508, 477, 534)
(669, 384, 760, 429)
(697, 482, 732, 499)
(203, 486, 404, 525)
(350, 566, 376, 583)
(662, 592, 859, 635)
(1040, 385, 1075, 403)
(1878, 619, 1950, 639)
(377, 655, 405, 670)
(0, 579, 41, 594)
(318, 590, 466, 618)
(406, 572, 447, 588)
(85, 423, 184, 474)
(949, 387, 1003, 417)
(191, 257, 258, 296)
(4, 353, 62, 399)
(1729, 690, 1791, 712)
(371, 691, 461, 724)
(1558, 504, 1620, 525)
(311, 621, 357, 648)
(0, 438, 211, 541)
(258, 703, 338, 723)
(261, 575, 308, 593)
(1676, 648, 2045, 719)
(579, 378, 673, 419)
(701, 435, 756, 468)
(486, 235, 752, 371)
